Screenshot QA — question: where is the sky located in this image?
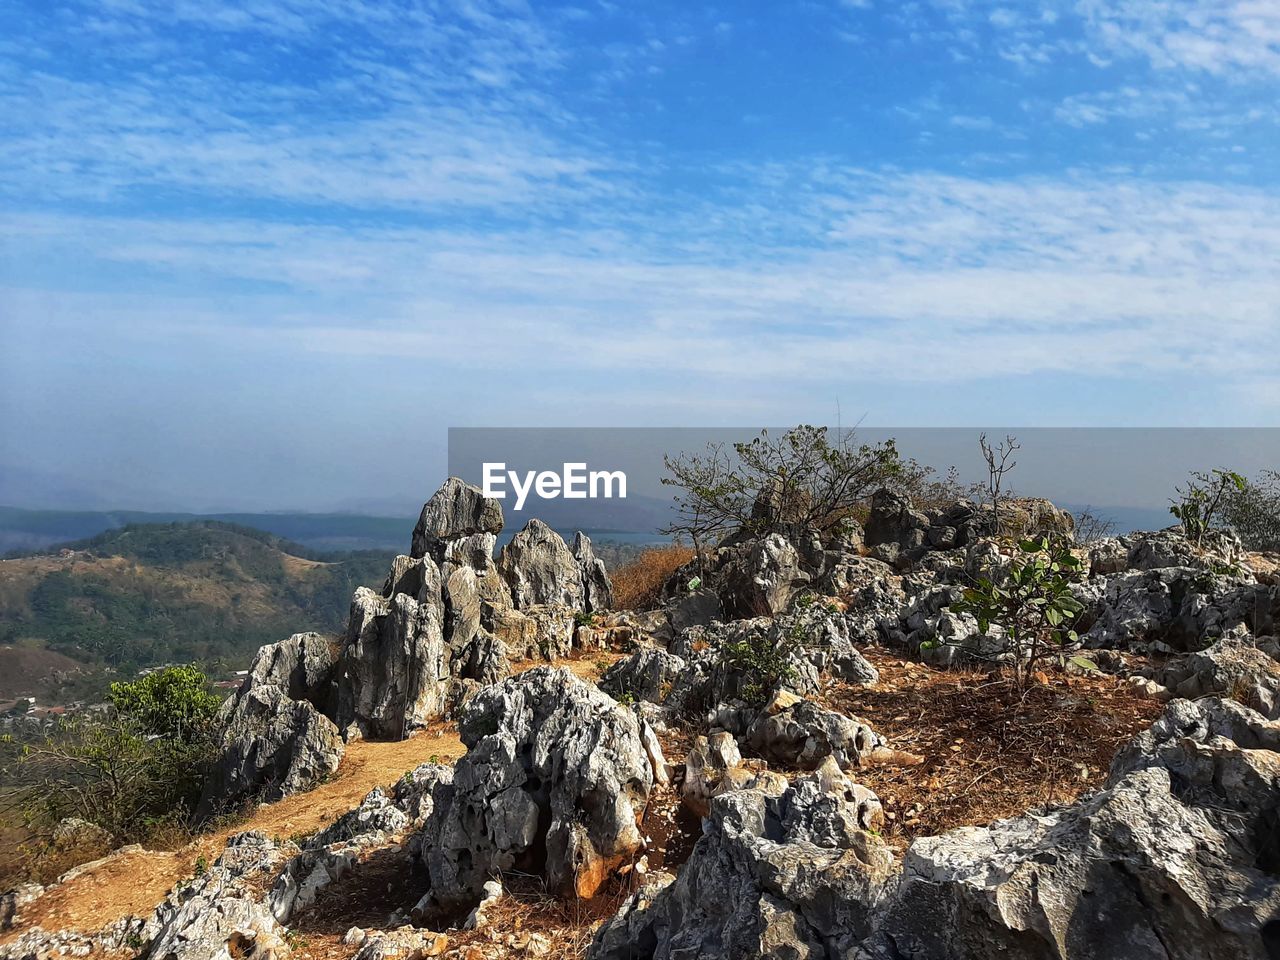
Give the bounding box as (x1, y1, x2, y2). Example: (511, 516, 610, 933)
(1, 0, 1278, 511)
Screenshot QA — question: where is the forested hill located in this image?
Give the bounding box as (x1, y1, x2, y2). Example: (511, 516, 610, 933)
(0, 522, 393, 696)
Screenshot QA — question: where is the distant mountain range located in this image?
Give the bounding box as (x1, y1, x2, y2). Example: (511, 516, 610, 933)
(0, 496, 678, 558)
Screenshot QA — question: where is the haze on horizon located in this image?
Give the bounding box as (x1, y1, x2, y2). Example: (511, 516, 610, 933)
(1, 1, 1278, 513)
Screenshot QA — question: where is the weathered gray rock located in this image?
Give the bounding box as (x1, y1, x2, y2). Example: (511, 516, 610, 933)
(1154, 628, 1280, 718)
(863, 696, 1280, 960)
(590, 765, 896, 960)
(600, 646, 687, 704)
(198, 681, 344, 819)
(573, 531, 615, 613)
(718, 532, 810, 618)
(334, 578, 449, 739)
(415, 667, 654, 924)
(237, 631, 339, 712)
(865, 489, 931, 551)
(498, 519, 584, 610)
(142, 832, 289, 960)
(747, 697, 883, 772)
(1079, 566, 1268, 652)
(270, 765, 453, 924)
(411, 477, 504, 563)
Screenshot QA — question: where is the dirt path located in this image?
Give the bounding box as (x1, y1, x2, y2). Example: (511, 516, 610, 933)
(4, 724, 467, 940)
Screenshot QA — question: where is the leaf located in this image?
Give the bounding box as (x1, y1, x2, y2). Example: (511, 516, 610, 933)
(1068, 655, 1101, 673)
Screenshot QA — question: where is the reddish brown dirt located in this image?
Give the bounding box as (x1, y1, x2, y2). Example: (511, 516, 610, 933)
(3, 725, 466, 942)
(825, 649, 1162, 850)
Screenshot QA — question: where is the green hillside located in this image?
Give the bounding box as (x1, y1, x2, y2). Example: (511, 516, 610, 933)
(0, 522, 393, 685)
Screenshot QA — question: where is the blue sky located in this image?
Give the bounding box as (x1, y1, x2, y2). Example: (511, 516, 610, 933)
(1, 0, 1278, 510)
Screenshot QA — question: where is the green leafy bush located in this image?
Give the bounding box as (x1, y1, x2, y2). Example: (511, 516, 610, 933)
(1169, 469, 1247, 546)
(11, 666, 221, 857)
(953, 536, 1086, 694)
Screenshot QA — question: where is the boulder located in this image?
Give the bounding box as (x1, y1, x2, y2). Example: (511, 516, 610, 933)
(573, 532, 615, 613)
(411, 478, 504, 563)
(746, 698, 883, 772)
(600, 646, 687, 704)
(415, 667, 654, 924)
(681, 731, 787, 818)
(270, 765, 453, 924)
(237, 631, 339, 712)
(590, 765, 896, 960)
(865, 489, 930, 550)
(198, 680, 343, 819)
(1154, 628, 1280, 718)
(718, 533, 810, 618)
(498, 519, 585, 610)
(863, 697, 1280, 960)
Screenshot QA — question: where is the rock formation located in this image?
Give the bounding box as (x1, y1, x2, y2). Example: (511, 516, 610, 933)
(414, 667, 656, 924)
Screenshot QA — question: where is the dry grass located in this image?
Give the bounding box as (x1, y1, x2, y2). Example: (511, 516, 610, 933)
(1, 726, 467, 942)
(611, 545, 694, 610)
(826, 650, 1162, 850)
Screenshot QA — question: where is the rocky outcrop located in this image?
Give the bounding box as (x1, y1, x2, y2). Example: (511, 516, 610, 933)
(498, 519, 584, 610)
(717, 532, 811, 618)
(142, 832, 289, 960)
(590, 761, 895, 960)
(411, 477, 504, 564)
(1078, 565, 1271, 653)
(862, 696, 1280, 960)
(415, 668, 655, 924)
(1152, 628, 1280, 718)
(270, 765, 453, 924)
(746, 696, 883, 772)
(334, 578, 449, 740)
(865, 489, 1072, 569)
(573, 532, 614, 613)
(600, 646, 687, 704)
(198, 680, 343, 819)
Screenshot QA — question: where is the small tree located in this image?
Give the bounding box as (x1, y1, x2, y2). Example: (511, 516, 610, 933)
(13, 666, 221, 848)
(1221, 470, 1280, 552)
(952, 536, 1086, 695)
(1169, 468, 1247, 546)
(978, 433, 1020, 536)
(1071, 506, 1116, 545)
(660, 425, 905, 549)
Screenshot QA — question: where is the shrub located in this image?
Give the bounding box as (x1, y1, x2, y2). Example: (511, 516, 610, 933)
(11, 666, 221, 863)
(611, 544, 695, 610)
(951, 536, 1087, 695)
(1221, 470, 1280, 552)
(659, 425, 906, 554)
(718, 618, 803, 706)
(1169, 468, 1247, 546)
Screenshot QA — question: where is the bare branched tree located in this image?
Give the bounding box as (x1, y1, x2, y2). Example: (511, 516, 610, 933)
(979, 433, 1020, 536)
(660, 425, 905, 552)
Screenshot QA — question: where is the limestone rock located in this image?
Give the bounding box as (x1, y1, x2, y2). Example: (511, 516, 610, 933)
(198, 681, 343, 819)
(416, 667, 654, 924)
(590, 767, 896, 960)
(1155, 628, 1280, 718)
(141, 832, 289, 960)
(573, 532, 615, 613)
(863, 697, 1280, 960)
(718, 533, 810, 618)
(747, 699, 882, 772)
(334, 578, 449, 739)
(600, 646, 687, 704)
(411, 478, 504, 563)
(498, 520, 585, 610)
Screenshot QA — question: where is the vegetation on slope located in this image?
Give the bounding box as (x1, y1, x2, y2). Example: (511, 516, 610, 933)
(0, 521, 392, 677)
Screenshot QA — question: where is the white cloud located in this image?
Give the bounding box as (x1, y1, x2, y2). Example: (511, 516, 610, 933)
(5, 170, 1276, 411)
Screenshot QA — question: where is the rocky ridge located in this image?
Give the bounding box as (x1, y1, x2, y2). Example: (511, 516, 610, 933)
(7, 479, 1280, 960)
